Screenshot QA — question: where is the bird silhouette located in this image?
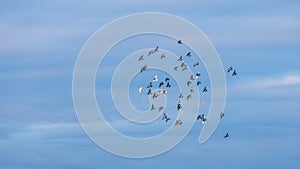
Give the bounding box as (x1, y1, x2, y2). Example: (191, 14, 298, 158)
(147, 82, 152, 88)
(166, 82, 171, 88)
(148, 49, 153, 56)
(140, 65, 147, 73)
(187, 81, 192, 87)
(220, 112, 225, 119)
(190, 75, 194, 81)
(187, 94, 192, 100)
(153, 75, 158, 82)
(159, 106, 164, 112)
(224, 132, 229, 138)
(138, 87, 143, 93)
(232, 70, 237, 76)
(227, 66, 233, 73)
(175, 119, 183, 126)
(153, 46, 159, 53)
(179, 93, 184, 98)
(159, 82, 164, 88)
(197, 81, 201, 86)
(177, 102, 182, 110)
(147, 89, 152, 95)
(196, 72, 201, 79)
(202, 86, 207, 92)
(177, 40, 182, 44)
(138, 55, 144, 61)
(160, 53, 166, 59)
(174, 66, 178, 71)
(186, 52, 191, 57)
(193, 62, 199, 67)
(151, 104, 155, 110)
(177, 56, 183, 61)
(165, 77, 170, 82)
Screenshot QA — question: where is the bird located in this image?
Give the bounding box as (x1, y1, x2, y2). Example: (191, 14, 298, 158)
(148, 49, 153, 56)
(187, 81, 191, 87)
(197, 81, 201, 86)
(227, 66, 233, 73)
(202, 86, 207, 92)
(160, 54, 166, 59)
(166, 82, 171, 88)
(224, 132, 229, 138)
(190, 88, 194, 93)
(153, 46, 159, 53)
(153, 75, 158, 82)
(220, 112, 225, 119)
(193, 62, 199, 67)
(151, 104, 155, 110)
(147, 89, 152, 95)
(163, 89, 167, 95)
(232, 70, 237, 76)
(138, 87, 143, 93)
(175, 119, 183, 126)
(152, 93, 159, 99)
(177, 56, 183, 61)
(182, 67, 187, 71)
(147, 82, 153, 88)
(190, 75, 194, 81)
(177, 40, 182, 44)
(165, 77, 170, 82)
(159, 82, 164, 88)
(179, 93, 184, 98)
(181, 62, 186, 68)
(138, 55, 144, 61)
(195, 72, 201, 79)
(197, 114, 207, 124)
(187, 94, 192, 100)
(159, 106, 164, 112)
(140, 65, 147, 73)
(158, 89, 163, 95)
(177, 102, 182, 110)
(186, 52, 191, 57)
(162, 113, 171, 123)
(174, 66, 178, 71)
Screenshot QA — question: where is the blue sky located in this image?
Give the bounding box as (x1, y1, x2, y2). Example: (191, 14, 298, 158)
(1, 0, 300, 168)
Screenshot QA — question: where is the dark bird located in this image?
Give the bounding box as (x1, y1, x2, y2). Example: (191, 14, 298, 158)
(182, 67, 187, 71)
(177, 102, 182, 110)
(159, 82, 164, 88)
(193, 62, 199, 67)
(177, 40, 182, 44)
(177, 56, 183, 61)
(197, 81, 201, 86)
(162, 113, 171, 123)
(227, 66, 233, 73)
(179, 93, 184, 98)
(232, 70, 237, 76)
(220, 112, 224, 119)
(181, 62, 186, 68)
(160, 53, 166, 59)
(174, 66, 178, 71)
(224, 132, 229, 138)
(159, 106, 164, 112)
(165, 77, 170, 82)
(140, 65, 147, 73)
(195, 72, 201, 79)
(147, 82, 153, 88)
(175, 119, 182, 126)
(187, 81, 192, 87)
(190, 75, 194, 81)
(138, 55, 144, 61)
(197, 114, 207, 124)
(190, 88, 194, 93)
(154, 46, 159, 53)
(186, 52, 191, 57)
(202, 86, 207, 92)
(152, 93, 158, 99)
(166, 82, 171, 88)
(187, 94, 192, 100)
(148, 49, 153, 56)
(151, 104, 155, 110)
(147, 89, 152, 95)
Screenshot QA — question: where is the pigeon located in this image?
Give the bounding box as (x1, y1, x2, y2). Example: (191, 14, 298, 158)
(182, 67, 187, 71)
(232, 70, 237, 76)
(179, 93, 184, 98)
(174, 66, 178, 71)
(166, 82, 171, 88)
(159, 106, 164, 112)
(202, 86, 207, 92)
(187, 81, 192, 87)
(153, 75, 158, 82)
(197, 81, 201, 86)
(197, 114, 207, 124)
(181, 62, 186, 68)
(158, 89, 163, 95)
(163, 89, 167, 95)
(220, 112, 224, 119)
(187, 94, 192, 100)
(151, 104, 155, 110)
(177, 102, 182, 110)
(175, 119, 183, 126)
(177, 56, 183, 61)
(177, 40, 182, 44)
(195, 72, 201, 79)
(165, 77, 170, 82)
(224, 132, 229, 138)
(162, 113, 171, 123)
(186, 52, 191, 57)
(138, 55, 144, 61)
(193, 62, 199, 67)
(190, 75, 194, 81)
(160, 53, 166, 59)
(190, 88, 194, 93)
(227, 66, 233, 73)
(140, 65, 147, 73)
(147, 82, 153, 88)
(138, 87, 143, 93)
(153, 93, 159, 99)
(147, 89, 152, 95)
(159, 82, 164, 88)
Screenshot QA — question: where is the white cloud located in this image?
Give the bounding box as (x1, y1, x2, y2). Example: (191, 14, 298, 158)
(247, 74, 300, 88)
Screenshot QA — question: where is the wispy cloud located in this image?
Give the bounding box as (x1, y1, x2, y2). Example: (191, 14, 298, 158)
(246, 74, 300, 88)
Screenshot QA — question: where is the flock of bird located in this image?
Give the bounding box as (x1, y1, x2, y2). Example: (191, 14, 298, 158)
(137, 39, 237, 139)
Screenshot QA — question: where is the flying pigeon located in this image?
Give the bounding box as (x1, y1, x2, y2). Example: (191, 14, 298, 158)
(153, 46, 159, 53)
(165, 77, 170, 82)
(138, 55, 144, 61)
(160, 53, 166, 59)
(197, 81, 201, 86)
(147, 89, 152, 95)
(220, 112, 224, 119)
(195, 72, 201, 79)
(174, 66, 178, 71)
(175, 119, 183, 126)
(166, 82, 171, 88)
(159, 82, 164, 88)
(177, 40, 182, 44)
(177, 102, 182, 110)
(147, 82, 153, 88)
(140, 65, 147, 73)
(227, 66, 233, 73)
(138, 87, 143, 93)
(190, 75, 194, 81)
(193, 62, 199, 67)
(179, 93, 184, 98)
(187, 94, 192, 100)
(232, 70, 237, 76)
(177, 56, 183, 61)
(224, 132, 229, 138)
(202, 86, 207, 92)
(153, 75, 158, 82)
(187, 81, 192, 87)
(151, 104, 155, 110)
(186, 52, 191, 57)
(159, 106, 164, 112)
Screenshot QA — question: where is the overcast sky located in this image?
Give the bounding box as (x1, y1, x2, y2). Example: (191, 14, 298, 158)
(1, 0, 300, 168)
